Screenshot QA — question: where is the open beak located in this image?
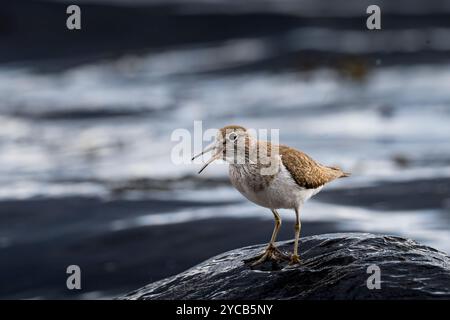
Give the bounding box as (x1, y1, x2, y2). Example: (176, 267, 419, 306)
(191, 142, 215, 161)
(192, 142, 222, 174)
(197, 152, 221, 174)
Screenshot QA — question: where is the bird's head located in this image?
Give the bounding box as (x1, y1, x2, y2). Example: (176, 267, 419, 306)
(192, 125, 252, 174)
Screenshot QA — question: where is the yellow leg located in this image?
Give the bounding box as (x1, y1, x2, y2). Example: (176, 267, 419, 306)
(269, 209, 281, 245)
(246, 209, 288, 266)
(290, 206, 301, 264)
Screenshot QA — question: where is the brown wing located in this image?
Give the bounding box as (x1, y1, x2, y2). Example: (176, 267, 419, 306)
(279, 145, 349, 189)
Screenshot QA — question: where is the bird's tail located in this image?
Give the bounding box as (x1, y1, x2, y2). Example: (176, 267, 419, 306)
(340, 171, 351, 178)
(328, 166, 351, 178)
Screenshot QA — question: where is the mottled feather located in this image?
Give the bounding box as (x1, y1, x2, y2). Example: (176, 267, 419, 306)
(279, 145, 349, 189)
(218, 125, 349, 189)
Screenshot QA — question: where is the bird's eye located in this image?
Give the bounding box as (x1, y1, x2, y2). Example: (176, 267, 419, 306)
(228, 132, 238, 141)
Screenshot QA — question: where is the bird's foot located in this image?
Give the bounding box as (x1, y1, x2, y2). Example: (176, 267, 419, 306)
(289, 254, 301, 265)
(244, 244, 289, 267)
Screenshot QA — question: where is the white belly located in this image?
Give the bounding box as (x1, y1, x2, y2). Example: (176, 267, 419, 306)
(229, 163, 322, 210)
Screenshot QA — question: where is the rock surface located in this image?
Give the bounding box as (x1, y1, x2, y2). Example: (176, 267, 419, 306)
(119, 233, 450, 300)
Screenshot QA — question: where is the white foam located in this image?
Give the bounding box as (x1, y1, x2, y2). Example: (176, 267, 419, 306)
(1, 57, 450, 198)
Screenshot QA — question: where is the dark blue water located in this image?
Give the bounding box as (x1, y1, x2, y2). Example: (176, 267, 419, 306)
(1, 0, 450, 299)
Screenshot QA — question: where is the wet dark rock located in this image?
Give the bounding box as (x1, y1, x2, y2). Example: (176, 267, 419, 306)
(119, 233, 450, 300)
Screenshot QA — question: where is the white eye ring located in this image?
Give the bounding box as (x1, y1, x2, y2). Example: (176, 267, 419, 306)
(228, 132, 238, 141)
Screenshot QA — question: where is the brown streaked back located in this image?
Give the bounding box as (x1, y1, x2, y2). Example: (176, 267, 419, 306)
(279, 145, 349, 189)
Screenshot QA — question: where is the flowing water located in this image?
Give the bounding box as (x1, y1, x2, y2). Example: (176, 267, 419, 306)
(1, 0, 450, 299)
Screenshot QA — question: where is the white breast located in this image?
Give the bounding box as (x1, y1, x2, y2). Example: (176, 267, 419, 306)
(228, 160, 322, 210)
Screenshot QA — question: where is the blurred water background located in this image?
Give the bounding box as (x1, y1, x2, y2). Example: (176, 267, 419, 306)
(1, 0, 450, 299)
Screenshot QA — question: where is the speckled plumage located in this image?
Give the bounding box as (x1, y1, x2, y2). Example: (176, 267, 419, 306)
(279, 145, 349, 190)
(218, 125, 348, 192)
(194, 125, 350, 265)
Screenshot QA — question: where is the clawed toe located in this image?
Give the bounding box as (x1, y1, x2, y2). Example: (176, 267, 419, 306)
(244, 245, 290, 266)
(250, 252, 271, 266)
(243, 253, 263, 263)
(289, 254, 301, 265)
(272, 246, 289, 259)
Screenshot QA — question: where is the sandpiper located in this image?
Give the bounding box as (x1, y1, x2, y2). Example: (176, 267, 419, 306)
(192, 125, 350, 266)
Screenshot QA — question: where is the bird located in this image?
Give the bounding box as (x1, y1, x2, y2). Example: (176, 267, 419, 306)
(192, 125, 350, 266)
